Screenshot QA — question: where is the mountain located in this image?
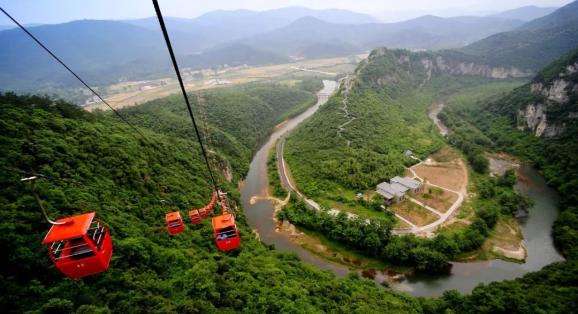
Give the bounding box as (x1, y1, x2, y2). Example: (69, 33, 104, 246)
(460, 1, 578, 71)
(0, 23, 43, 31)
(496, 48, 578, 139)
(490, 5, 558, 21)
(0, 6, 539, 92)
(519, 1, 578, 30)
(0, 20, 287, 91)
(193, 6, 377, 27)
(444, 48, 578, 258)
(180, 43, 289, 71)
(125, 6, 377, 50)
(0, 20, 168, 89)
(242, 15, 523, 58)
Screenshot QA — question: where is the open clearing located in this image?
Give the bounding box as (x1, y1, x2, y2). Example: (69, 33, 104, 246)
(465, 218, 526, 262)
(411, 185, 458, 213)
(412, 158, 467, 192)
(390, 201, 439, 227)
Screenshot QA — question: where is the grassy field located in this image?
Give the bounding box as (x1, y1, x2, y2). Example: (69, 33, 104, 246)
(390, 200, 439, 226)
(411, 185, 458, 213)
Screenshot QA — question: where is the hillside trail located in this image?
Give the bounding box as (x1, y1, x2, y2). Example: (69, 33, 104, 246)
(337, 75, 356, 146)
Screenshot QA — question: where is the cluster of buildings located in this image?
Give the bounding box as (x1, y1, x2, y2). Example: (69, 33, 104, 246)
(376, 176, 423, 205)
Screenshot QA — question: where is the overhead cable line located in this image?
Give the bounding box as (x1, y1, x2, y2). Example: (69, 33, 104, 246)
(0, 6, 149, 141)
(152, 0, 220, 193)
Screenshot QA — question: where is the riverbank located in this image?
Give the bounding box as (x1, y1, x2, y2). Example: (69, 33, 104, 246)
(241, 78, 564, 296)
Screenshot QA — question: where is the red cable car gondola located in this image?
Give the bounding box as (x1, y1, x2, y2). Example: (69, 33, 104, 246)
(165, 211, 185, 235)
(188, 191, 218, 224)
(212, 191, 241, 251)
(188, 209, 202, 224)
(42, 212, 113, 279)
(212, 213, 240, 251)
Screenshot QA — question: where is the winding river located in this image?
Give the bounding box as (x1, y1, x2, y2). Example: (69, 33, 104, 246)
(240, 81, 564, 296)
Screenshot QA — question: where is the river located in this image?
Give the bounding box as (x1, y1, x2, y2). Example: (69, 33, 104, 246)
(392, 164, 564, 296)
(240, 80, 348, 276)
(240, 80, 564, 297)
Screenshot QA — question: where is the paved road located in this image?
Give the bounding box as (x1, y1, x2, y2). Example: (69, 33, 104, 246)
(276, 81, 339, 213)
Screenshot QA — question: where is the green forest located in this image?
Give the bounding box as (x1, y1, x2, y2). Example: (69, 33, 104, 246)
(283, 49, 525, 220)
(0, 84, 422, 313)
(2, 44, 578, 312)
(277, 47, 578, 311)
(2, 87, 576, 313)
(440, 48, 578, 259)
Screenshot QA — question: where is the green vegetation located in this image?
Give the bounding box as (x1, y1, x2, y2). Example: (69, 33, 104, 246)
(441, 49, 578, 258)
(3, 40, 578, 312)
(1, 88, 429, 313)
(284, 49, 525, 217)
(421, 260, 578, 313)
(118, 82, 317, 178)
(267, 145, 286, 198)
(423, 48, 578, 312)
(279, 167, 524, 274)
(285, 50, 448, 205)
(458, 1, 578, 71)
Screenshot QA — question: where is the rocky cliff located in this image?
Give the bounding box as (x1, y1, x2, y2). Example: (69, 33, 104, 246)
(515, 55, 578, 138)
(367, 48, 531, 82)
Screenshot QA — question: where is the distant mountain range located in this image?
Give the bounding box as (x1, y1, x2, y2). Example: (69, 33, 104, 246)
(1, 3, 577, 92)
(241, 14, 524, 58)
(124, 6, 378, 51)
(0, 23, 42, 31)
(459, 1, 578, 71)
(489, 5, 558, 21)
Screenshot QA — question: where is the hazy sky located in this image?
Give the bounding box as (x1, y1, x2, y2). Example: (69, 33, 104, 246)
(0, 0, 573, 25)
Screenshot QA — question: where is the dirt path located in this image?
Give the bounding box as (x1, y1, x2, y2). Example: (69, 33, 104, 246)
(393, 103, 470, 235)
(337, 75, 356, 147)
(428, 102, 449, 136)
(400, 159, 467, 235)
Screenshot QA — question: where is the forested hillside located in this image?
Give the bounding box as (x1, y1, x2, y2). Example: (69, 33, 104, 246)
(120, 81, 318, 177)
(278, 47, 578, 311)
(0, 84, 429, 313)
(459, 0, 578, 71)
(284, 47, 520, 200)
(281, 48, 531, 272)
(440, 48, 578, 259)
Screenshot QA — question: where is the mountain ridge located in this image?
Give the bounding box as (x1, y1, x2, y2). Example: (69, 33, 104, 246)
(460, 1, 578, 71)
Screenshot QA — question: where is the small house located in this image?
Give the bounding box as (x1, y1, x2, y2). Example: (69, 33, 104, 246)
(376, 182, 408, 205)
(391, 176, 423, 193)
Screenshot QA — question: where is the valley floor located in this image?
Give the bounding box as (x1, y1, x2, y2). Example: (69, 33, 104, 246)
(85, 55, 364, 111)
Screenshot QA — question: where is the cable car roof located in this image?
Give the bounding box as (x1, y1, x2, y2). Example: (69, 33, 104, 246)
(212, 213, 236, 230)
(166, 211, 182, 221)
(42, 212, 95, 243)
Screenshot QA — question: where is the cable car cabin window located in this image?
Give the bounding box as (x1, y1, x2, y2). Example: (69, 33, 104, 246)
(168, 220, 183, 228)
(87, 220, 106, 249)
(216, 226, 237, 240)
(50, 237, 94, 260)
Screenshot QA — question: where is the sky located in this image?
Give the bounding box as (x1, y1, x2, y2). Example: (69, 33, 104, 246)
(0, 0, 573, 25)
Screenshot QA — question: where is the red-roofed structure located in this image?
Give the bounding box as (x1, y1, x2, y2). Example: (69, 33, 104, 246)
(42, 212, 112, 279)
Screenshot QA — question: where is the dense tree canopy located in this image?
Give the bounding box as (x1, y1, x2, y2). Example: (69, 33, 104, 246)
(0, 87, 426, 313)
